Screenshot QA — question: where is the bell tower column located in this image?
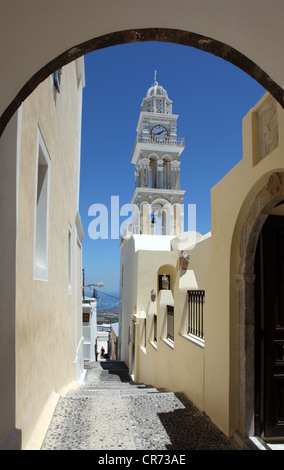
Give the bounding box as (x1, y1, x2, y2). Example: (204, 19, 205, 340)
(157, 159, 164, 189)
(171, 160, 181, 190)
(138, 158, 150, 188)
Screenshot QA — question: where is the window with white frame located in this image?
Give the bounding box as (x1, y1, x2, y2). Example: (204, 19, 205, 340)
(153, 314, 157, 343)
(166, 305, 174, 342)
(34, 131, 50, 280)
(68, 225, 72, 292)
(141, 318, 147, 348)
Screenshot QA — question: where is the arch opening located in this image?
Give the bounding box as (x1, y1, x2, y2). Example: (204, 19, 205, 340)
(235, 172, 284, 440)
(1, 27, 284, 138)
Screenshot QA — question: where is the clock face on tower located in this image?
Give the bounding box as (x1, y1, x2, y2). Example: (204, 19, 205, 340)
(151, 125, 168, 137)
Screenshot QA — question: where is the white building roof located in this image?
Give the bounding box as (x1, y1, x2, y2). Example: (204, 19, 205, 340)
(133, 234, 175, 252)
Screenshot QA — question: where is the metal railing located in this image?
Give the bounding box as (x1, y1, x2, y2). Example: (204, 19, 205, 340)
(135, 134, 185, 147)
(188, 290, 205, 339)
(167, 305, 174, 342)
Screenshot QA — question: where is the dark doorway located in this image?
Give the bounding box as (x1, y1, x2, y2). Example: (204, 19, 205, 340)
(254, 215, 284, 439)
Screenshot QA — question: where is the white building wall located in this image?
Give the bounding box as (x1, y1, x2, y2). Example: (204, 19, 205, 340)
(82, 299, 97, 362)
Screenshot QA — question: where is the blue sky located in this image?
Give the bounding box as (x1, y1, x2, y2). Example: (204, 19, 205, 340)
(79, 41, 265, 298)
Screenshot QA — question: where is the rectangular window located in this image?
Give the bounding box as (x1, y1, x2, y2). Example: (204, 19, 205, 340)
(34, 131, 50, 280)
(188, 290, 205, 339)
(68, 225, 72, 292)
(141, 318, 147, 348)
(153, 314, 157, 343)
(166, 305, 174, 342)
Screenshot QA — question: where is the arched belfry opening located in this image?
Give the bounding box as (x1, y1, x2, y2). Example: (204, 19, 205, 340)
(149, 155, 158, 189)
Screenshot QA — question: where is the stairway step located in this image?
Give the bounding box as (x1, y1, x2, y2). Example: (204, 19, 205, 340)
(69, 388, 161, 397)
(63, 390, 175, 400)
(77, 382, 152, 389)
(70, 361, 170, 400)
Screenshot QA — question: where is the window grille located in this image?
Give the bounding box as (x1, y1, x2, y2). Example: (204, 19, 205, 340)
(156, 98, 163, 113)
(188, 290, 205, 339)
(146, 100, 152, 112)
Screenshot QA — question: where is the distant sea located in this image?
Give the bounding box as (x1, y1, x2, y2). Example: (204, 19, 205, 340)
(95, 291, 120, 311)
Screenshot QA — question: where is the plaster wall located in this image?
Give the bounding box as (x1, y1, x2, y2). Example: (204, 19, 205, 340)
(15, 61, 84, 449)
(203, 93, 284, 436)
(120, 234, 211, 411)
(0, 0, 284, 133)
(119, 237, 139, 368)
(120, 93, 284, 439)
(0, 111, 21, 449)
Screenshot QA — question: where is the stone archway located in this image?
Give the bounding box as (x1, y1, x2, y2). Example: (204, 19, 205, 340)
(236, 171, 284, 438)
(1, 27, 284, 138)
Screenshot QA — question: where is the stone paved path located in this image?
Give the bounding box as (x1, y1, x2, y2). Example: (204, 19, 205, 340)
(41, 361, 241, 451)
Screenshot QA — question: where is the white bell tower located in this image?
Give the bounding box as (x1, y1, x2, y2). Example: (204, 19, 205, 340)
(131, 72, 186, 236)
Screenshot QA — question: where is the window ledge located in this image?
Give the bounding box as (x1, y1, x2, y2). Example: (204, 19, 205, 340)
(180, 333, 204, 348)
(34, 264, 48, 281)
(161, 337, 174, 350)
(149, 340, 157, 351)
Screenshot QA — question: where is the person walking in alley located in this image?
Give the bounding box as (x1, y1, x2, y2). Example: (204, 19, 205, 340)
(101, 347, 105, 358)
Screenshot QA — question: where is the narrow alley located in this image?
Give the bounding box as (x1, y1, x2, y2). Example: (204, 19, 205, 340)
(41, 360, 241, 451)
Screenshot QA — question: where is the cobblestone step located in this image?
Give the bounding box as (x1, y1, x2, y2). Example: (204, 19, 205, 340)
(69, 384, 159, 392)
(67, 388, 170, 398)
(41, 360, 242, 451)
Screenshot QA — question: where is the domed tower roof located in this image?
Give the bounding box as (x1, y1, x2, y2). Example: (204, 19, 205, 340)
(146, 71, 168, 98)
(141, 71, 172, 114)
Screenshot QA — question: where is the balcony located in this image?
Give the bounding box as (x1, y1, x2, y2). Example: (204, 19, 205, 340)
(136, 133, 184, 146)
(131, 133, 185, 163)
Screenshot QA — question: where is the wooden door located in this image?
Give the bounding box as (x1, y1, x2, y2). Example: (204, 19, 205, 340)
(255, 215, 284, 439)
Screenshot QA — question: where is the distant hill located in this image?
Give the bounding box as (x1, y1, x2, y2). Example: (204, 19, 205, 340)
(97, 308, 119, 324)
